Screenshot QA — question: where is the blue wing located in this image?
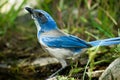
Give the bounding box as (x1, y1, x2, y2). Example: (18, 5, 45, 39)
(42, 35, 91, 48)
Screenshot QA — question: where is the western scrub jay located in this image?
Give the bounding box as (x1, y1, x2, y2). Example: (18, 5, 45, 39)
(25, 7, 120, 78)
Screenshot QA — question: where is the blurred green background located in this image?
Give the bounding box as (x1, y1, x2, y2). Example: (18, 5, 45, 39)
(0, 0, 120, 80)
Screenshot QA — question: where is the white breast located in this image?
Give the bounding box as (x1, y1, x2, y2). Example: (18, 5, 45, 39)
(45, 47, 73, 59)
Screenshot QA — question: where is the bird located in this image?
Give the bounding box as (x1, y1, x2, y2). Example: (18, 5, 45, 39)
(25, 7, 120, 78)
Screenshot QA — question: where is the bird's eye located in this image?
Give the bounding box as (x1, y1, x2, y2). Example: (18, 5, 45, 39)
(38, 13, 43, 17)
(36, 12, 48, 23)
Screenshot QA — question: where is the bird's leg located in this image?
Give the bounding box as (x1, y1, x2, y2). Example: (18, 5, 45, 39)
(49, 59, 67, 78)
(48, 66, 66, 78)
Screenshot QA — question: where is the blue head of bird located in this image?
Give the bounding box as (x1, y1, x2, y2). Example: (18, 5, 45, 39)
(25, 7, 58, 33)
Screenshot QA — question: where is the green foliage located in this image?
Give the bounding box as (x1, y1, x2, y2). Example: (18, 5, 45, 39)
(35, 0, 119, 38)
(1, 0, 119, 37)
(0, 0, 27, 36)
(57, 76, 75, 80)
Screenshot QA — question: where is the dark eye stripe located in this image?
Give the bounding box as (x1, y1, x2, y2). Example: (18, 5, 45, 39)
(38, 13, 47, 23)
(38, 13, 43, 17)
(41, 15, 48, 23)
(34, 12, 48, 23)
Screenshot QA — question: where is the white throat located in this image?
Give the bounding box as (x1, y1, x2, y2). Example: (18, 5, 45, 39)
(34, 19, 41, 32)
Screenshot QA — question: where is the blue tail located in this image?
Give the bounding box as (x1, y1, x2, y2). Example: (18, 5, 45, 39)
(88, 37, 120, 46)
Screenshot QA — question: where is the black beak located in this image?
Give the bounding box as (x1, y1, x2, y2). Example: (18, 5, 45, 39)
(25, 7, 33, 14)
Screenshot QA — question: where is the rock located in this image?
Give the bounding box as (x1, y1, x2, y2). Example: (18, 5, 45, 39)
(17, 57, 59, 67)
(31, 57, 59, 66)
(99, 57, 120, 80)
